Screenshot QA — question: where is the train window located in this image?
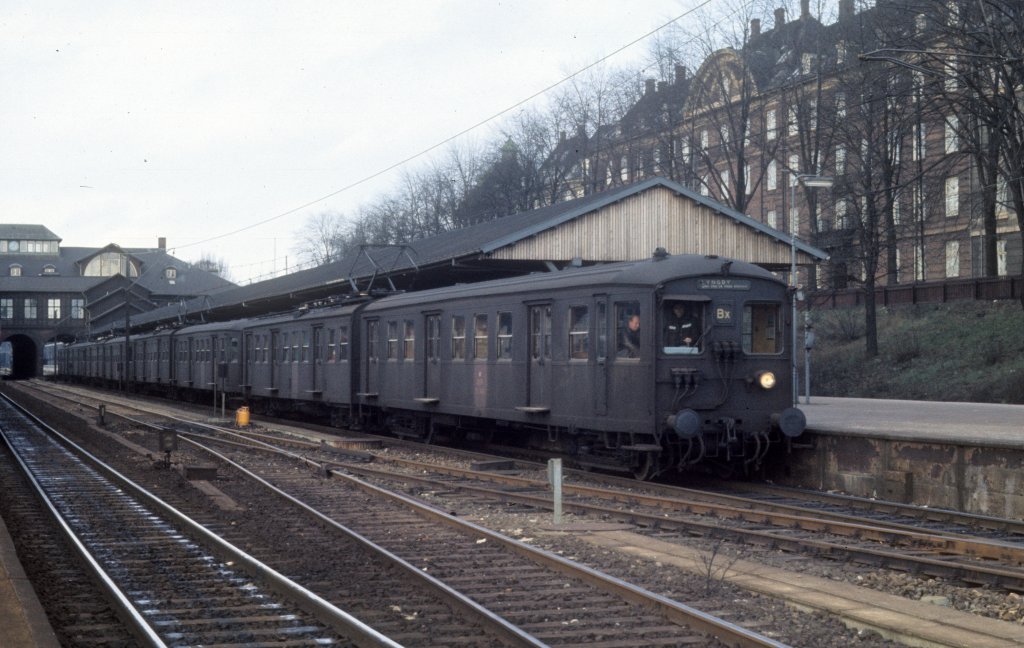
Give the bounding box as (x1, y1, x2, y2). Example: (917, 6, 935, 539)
(367, 321, 379, 361)
(294, 333, 302, 363)
(496, 312, 512, 360)
(661, 301, 704, 354)
(451, 316, 466, 360)
(283, 333, 291, 363)
(530, 305, 551, 360)
(569, 306, 589, 360)
(404, 320, 415, 360)
(473, 314, 488, 360)
(596, 301, 608, 360)
(426, 316, 441, 361)
(742, 303, 783, 354)
(387, 321, 399, 360)
(339, 326, 350, 361)
(327, 329, 336, 362)
(615, 301, 641, 358)
(301, 331, 309, 363)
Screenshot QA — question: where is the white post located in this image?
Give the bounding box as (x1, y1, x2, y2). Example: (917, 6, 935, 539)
(548, 458, 563, 525)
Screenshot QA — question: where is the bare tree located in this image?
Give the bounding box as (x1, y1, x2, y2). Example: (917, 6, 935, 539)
(195, 253, 232, 282)
(294, 211, 346, 266)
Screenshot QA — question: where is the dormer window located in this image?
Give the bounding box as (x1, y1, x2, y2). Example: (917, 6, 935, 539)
(165, 267, 177, 281)
(42, 264, 58, 275)
(83, 251, 140, 277)
(9, 264, 21, 277)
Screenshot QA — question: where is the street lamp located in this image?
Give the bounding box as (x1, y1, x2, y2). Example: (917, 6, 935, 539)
(790, 173, 833, 406)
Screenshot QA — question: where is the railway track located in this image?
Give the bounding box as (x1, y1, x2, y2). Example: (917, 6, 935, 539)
(7, 381, 792, 648)
(0, 393, 392, 647)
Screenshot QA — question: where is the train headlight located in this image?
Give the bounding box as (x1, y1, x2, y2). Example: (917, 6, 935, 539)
(756, 371, 776, 390)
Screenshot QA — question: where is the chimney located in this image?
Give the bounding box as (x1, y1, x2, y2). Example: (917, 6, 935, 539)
(801, 0, 810, 18)
(158, 237, 166, 250)
(645, 78, 656, 95)
(750, 18, 761, 37)
(839, 0, 854, 20)
(775, 7, 786, 28)
(657, 81, 668, 94)
(675, 64, 687, 83)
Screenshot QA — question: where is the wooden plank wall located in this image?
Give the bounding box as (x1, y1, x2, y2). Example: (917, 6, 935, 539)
(489, 186, 810, 266)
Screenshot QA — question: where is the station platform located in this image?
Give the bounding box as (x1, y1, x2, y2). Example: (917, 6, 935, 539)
(801, 396, 1024, 449)
(781, 397, 1024, 520)
(0, 513, 61, 648)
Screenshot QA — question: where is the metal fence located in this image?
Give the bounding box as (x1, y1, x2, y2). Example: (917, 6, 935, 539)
(810, 275, 1023, 309)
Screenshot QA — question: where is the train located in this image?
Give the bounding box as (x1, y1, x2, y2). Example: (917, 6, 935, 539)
(57, 252, 806, 479)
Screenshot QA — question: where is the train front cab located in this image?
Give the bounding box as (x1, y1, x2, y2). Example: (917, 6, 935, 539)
(655, 282, 805, 476)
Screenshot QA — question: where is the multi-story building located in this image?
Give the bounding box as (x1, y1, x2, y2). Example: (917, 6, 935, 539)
(0, 224, 234, 377)
(545, 0, 1021, 293)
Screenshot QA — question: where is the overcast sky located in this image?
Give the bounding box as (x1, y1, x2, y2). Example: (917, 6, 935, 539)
(2, 1, 693, 284)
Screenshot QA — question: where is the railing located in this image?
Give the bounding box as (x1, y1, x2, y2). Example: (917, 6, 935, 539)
(810, 275, 1023, 309)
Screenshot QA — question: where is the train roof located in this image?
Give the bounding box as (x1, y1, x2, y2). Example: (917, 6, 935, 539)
(363, 253, 781, 312)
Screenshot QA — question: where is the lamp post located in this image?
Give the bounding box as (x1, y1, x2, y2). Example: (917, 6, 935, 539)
(790, 173, 833, 406)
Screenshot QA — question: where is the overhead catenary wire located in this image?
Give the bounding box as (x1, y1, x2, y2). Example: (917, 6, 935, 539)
(172, 0, 720, 254)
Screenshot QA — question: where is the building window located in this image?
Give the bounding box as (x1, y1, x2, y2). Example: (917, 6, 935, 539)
(789, 155, 799, 185)
(700, 129, 709, 150)
(767, 160, 777, 191)
(83, 252, 140, 277)
(997, 239, 1008, 276)
(47, 298, 61, 320)
(945, 117, 959, 154)
(165, 267, 177, 280)
(766, 110, 777, 141)
(767, 210, 777, 229)
(24, 298, 37, 320)
(835, 146, 845, 174)
(788, 107, 798, 137)
(913, 123, 926, 160)
(9, 264, 21, 277)
(0, 298, 12, 319)
(42, 264, 57, 275)
(619, 156, 629, 182)
(945, 176, 959, 217)
(945, 240, 960, 277)
(71, 299, 85, 320)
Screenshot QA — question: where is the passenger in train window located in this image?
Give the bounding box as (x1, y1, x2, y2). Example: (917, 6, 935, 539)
(619, 313, 641, 358)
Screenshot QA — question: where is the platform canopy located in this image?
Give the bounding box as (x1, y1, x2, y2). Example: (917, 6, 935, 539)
(133, 177, 828, 329)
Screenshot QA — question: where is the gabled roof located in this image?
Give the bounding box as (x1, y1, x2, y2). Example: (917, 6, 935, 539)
(131, 177, 827, 329)
(0, 224, 60, 241)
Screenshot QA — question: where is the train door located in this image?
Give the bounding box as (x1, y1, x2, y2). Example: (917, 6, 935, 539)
(312, 326, 324, 393)
(528, 304, 552, 407)
(269, 330, 279, 391)
(594, 296, 608, 416)
(187, 337, 194, 385)
(243, 333, 253, 388)
(423, 313, 441, 398)
(364, 319, 380, 394)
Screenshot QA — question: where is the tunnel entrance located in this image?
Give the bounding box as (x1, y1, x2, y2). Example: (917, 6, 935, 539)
(2, 335, 39, 379)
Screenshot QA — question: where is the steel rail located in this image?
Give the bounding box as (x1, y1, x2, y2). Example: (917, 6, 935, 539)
(366, 455, 1024, 564)
(179, 435, 549, 648)
(341, 462, 1024, 592)
(1, 391, 401, 648)
(0, 395, 168, 648)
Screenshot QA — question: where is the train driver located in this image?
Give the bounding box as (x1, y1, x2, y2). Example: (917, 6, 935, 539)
(663, 301, 702, 350)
